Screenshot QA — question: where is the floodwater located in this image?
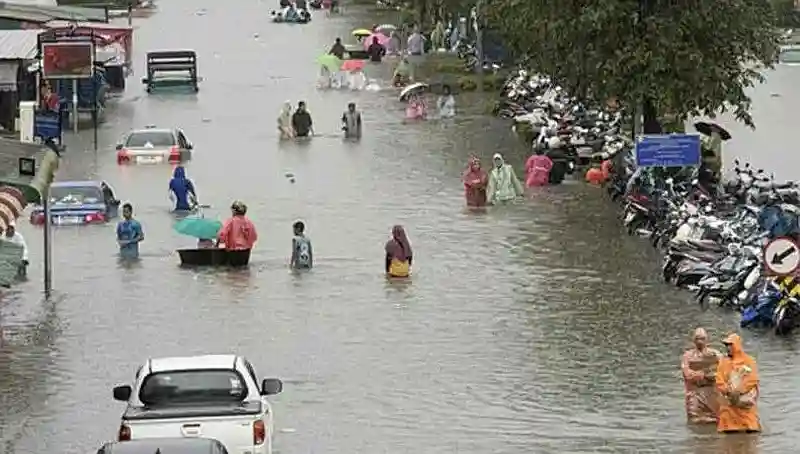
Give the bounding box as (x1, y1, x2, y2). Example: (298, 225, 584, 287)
(1, 1, 798, 453)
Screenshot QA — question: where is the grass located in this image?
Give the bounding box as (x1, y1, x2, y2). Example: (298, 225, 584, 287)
(416, 53, 507, 92)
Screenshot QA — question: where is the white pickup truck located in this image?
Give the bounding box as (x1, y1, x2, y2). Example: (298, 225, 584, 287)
(112, 354, 283, 454)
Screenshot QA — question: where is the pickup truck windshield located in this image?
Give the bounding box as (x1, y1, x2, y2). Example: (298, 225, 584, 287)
(139, 370, 247, 406)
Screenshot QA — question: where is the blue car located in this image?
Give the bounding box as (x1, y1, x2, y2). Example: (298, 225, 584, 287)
(29, 181, 120, 226)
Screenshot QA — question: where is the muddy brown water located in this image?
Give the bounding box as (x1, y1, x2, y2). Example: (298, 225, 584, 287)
(0, 1, 797, 453)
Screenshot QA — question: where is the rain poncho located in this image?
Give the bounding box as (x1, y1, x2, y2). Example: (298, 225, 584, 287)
(406, 94, 426, 120)
(715, 333, 761, 433)
(449, 25, 459, 51)
(387, 31, 401, 54)
(218, 214, 258, 251)
(318, 66, 333, 89)
(525, 152, 553, 187)
(487, 153, 523, 203)
(3, 224, 27, 262)
(168, 166, 196, 211)
(348, 70, 366, 90)
(431, 21, 445, 50)
(277, 101, 295, 139)
(681, 345, 721, 424)
(462, 157, 488, 207)
(342, 109, 362, 138)
(437, 94, 455, 118)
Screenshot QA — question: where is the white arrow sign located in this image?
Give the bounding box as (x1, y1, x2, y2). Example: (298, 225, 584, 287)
(764, 237, 800, 275)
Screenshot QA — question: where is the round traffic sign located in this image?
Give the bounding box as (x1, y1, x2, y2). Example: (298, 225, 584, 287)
(764, 237, 800, 275)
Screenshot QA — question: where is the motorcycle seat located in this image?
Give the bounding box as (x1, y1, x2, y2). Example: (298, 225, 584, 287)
(687, 239, 725, 252)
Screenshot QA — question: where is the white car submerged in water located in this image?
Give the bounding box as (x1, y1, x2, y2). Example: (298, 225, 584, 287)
(116, 126, 193, 165)
(112, 354, 283, 454)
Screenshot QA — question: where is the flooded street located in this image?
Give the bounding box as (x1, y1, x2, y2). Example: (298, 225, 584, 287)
(1, 1, 799, 453)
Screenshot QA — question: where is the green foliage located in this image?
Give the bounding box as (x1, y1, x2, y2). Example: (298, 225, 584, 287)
(772, 0, 800, 27)
(485, 0, 782, 127)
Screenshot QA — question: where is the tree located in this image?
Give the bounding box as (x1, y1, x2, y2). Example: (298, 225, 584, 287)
(485, 0, 782, 130)
(772, 0, 800, 28)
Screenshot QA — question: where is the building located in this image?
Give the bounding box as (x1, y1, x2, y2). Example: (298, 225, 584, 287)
(0, 29, 40, 133)
(0, 2, 107, 30)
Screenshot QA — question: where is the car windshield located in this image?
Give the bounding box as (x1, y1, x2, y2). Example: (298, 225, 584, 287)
(139, 370, 247, 406)
(49, 186, 103, 204)
(780, 48, 800, 64)
(125, 131, 175, 148)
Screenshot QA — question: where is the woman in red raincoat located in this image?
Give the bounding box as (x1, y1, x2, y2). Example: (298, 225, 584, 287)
(462, 156, 488, 207)
(525, 149, 553, 187)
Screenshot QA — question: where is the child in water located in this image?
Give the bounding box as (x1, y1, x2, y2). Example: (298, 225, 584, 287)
(290, 221, 313, 269)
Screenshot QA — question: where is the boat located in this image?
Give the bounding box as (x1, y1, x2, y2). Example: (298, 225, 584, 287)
(142, 50, 200, 93)
(177, 248, 251, 267)
(344, 44, 368, 60)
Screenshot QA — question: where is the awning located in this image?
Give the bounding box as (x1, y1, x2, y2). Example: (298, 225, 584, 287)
(0, 61, 19, 92)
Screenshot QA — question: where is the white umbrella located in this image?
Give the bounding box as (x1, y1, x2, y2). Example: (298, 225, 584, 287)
(376, 23, 397, 33)
(398, 82, 429, 101)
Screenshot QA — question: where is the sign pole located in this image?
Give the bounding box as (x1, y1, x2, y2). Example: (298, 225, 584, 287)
(43, 190, 52, 297)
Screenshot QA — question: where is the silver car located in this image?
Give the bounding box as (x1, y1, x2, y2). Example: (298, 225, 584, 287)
(116, 127, 193, 165)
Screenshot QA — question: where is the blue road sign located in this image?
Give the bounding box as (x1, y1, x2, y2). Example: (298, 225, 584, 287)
(635, 134, 701, 167)
(33, 113, 61, 141)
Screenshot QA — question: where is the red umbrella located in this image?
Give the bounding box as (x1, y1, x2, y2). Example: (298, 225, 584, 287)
(341, 59, 365, 72)
(362, 32, 390, 50)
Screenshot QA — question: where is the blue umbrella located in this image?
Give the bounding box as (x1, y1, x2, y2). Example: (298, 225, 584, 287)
(173, 217, 222, 240)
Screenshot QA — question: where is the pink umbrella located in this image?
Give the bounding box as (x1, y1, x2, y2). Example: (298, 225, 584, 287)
(341, 59, 365, 72)
(362, 32, 390, 50)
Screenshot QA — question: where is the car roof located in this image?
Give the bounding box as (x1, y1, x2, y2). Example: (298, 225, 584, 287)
(149, 354, 239, 373)
(129, 127, 175, 134)
(101, 437, 224, 454)
(52, 180, 103, 188)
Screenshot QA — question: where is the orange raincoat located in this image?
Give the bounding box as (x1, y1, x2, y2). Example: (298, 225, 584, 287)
(715, 333, 761, 433)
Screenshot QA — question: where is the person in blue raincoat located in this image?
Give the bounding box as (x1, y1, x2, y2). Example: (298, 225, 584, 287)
(168, 166, 197, 211)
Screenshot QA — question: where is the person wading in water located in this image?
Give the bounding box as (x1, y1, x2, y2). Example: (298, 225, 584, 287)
(385, 225, 412, 278)
(291, 101, 314, 138)
(680, 327, 721, 424)
(341, 102, 362, 139)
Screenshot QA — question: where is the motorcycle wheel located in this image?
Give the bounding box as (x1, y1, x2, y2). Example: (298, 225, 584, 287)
(662, 261, 675, 282)
(774, 308, 792, 335)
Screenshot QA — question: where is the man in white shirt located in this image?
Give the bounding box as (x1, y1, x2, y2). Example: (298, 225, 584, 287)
(3, 221, 28, 277)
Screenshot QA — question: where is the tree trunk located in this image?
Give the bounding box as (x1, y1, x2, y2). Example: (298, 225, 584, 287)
(642, 97, 663, 134)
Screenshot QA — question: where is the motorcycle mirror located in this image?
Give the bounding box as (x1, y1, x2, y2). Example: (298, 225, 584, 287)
(734, 159, 740, 165)
(745, 163, 750, 168)
(757, 169, 764, 173)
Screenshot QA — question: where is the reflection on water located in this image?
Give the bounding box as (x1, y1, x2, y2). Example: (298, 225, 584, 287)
(0, 1, 796, 454)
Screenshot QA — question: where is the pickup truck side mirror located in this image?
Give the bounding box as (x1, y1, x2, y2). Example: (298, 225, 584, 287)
(113, 385, 132, 401)
(110, 199, 121, 206)
(261, 378, 283, 396)
(185, 143, 193, 150)
(115, 144, 124, 150)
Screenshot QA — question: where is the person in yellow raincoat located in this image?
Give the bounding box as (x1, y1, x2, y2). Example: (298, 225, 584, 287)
(715, 333, 761, 433)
